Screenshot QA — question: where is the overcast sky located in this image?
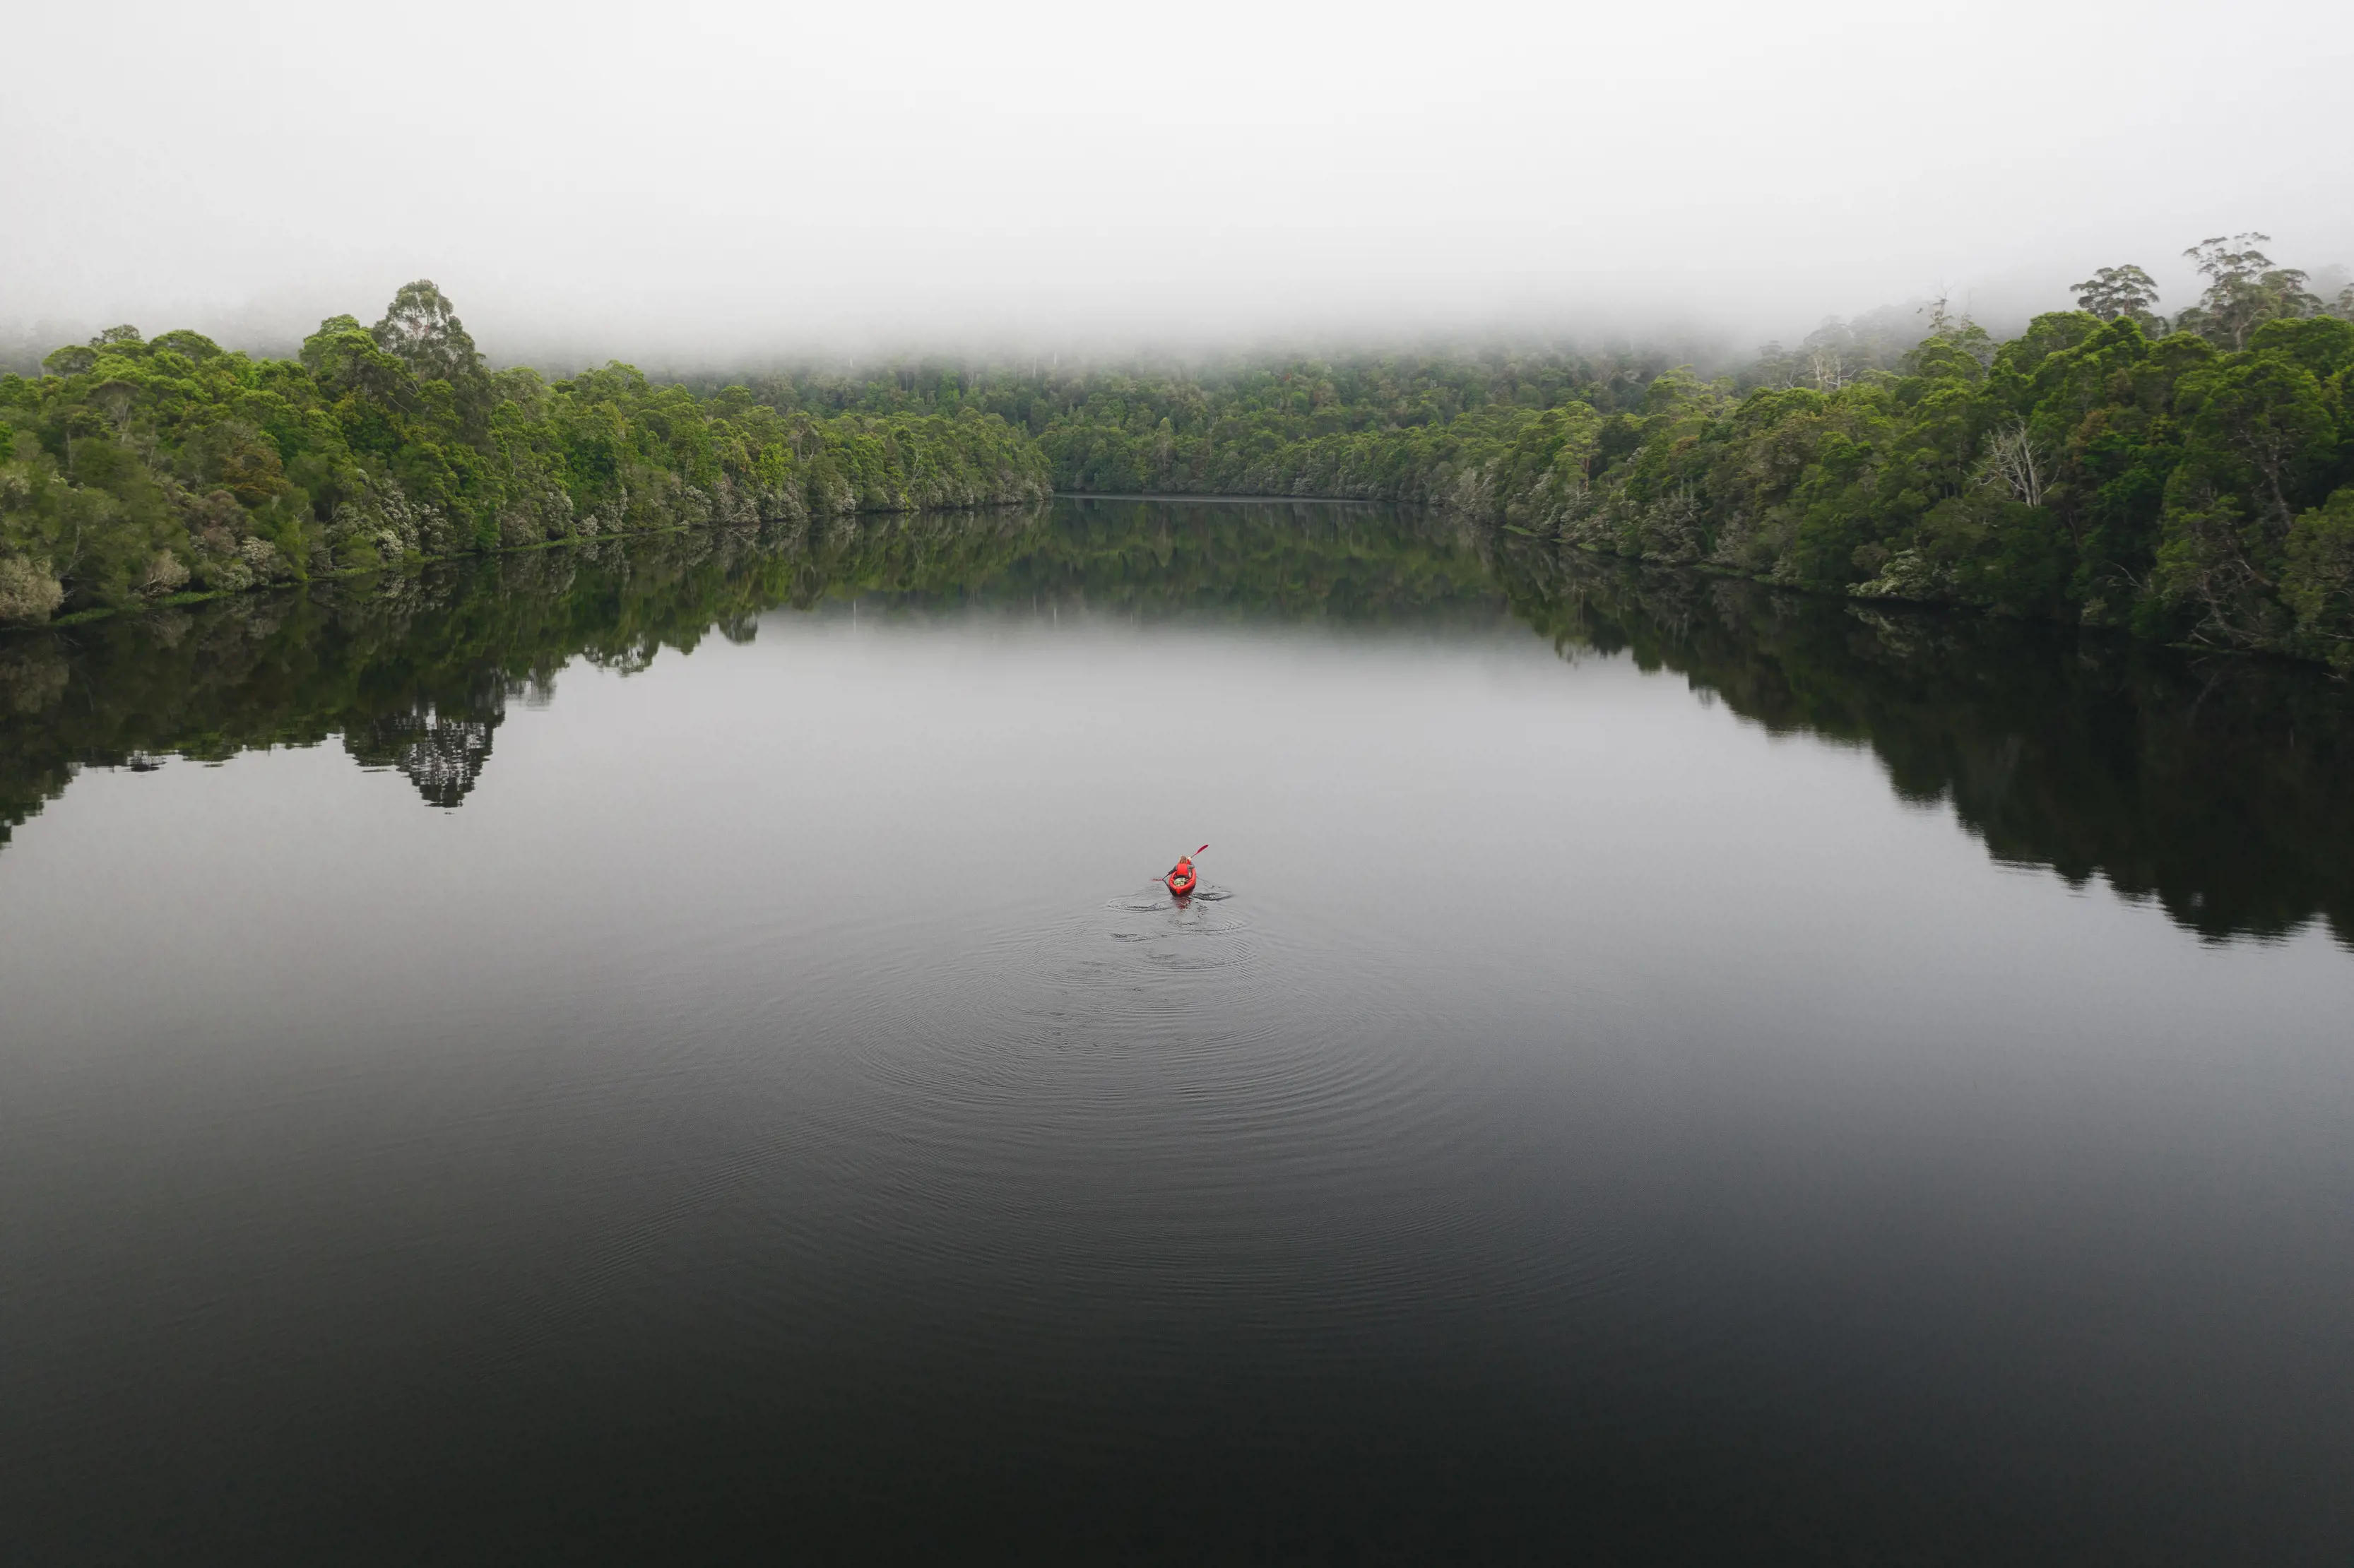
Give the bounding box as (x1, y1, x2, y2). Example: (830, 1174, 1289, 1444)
(5, 0, 2348, 366)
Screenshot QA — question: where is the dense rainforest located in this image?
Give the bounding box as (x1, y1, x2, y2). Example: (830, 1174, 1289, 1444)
(682, 236, 2354, 669)
(0, 282, 1050, 626)
(5, 505, 2348, 942)
(6, 237, 2353, 668)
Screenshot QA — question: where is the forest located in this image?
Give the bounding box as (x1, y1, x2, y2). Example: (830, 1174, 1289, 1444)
(0, 282, 1051, 625)
(6, 237, 2353, 669)
(1479, 242, 2354, 672)
(690, 236, 2354, 667)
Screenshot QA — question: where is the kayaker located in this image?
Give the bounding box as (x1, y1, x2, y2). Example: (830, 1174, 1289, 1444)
(1166, 853, 1198, 897)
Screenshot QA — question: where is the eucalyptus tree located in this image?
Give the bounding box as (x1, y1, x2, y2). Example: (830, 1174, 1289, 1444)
(2175, 234, 2323, 350)
(2071, 264, 2163, 327)
(372, 280, 487, 387)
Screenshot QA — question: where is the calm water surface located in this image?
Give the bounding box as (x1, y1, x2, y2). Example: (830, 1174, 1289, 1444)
(3, 500, 2350, 1563)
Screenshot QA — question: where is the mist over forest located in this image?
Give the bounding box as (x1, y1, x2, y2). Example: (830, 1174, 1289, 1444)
(11, 232, 2354, 663)
(7, 0, 2350, 365)
(8, 0, 2354, 663)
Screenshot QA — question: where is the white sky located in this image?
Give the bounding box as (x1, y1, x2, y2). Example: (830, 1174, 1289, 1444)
(4, 0, 2349, 365)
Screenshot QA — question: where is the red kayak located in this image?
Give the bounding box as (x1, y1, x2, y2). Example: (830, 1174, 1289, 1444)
(1166, 856, 1199, 897)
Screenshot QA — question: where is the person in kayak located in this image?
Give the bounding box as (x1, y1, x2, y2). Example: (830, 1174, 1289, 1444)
(1166, 853, 1199, 896)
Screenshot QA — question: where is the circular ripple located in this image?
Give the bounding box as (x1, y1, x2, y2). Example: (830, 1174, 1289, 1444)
(764, 879, 1652, 1359)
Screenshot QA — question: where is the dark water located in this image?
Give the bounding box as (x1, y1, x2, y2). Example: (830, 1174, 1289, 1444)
(3, 499, 2350, 1564)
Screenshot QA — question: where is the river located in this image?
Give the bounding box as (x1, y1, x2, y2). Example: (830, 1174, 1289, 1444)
(3, 498, 2349, 1562)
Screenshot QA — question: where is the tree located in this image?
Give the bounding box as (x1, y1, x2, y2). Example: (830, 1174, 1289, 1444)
(88, 379, 140, 432)
(2177, 234, 2322, 350)
(148, 330, 223, 361)
(2177, 356, 2337, 530)
(301, 314, 415, 410)
(1983, 420, 2047, 507)
(372, 280, 486, 387)
(2283, 487, 2354, 669)
(1803, 323, 1850, 391)
(2071, 265, 2161, 326)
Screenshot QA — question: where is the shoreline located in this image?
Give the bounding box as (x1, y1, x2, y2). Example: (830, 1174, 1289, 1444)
(6, 491, 2348, 678)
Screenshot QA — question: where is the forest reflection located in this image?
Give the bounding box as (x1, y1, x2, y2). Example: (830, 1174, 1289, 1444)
(4, 498, 2349, 946)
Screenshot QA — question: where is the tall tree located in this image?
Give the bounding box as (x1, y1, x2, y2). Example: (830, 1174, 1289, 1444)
(2177, 234, 2321, 349)
(372, 280, 487, 387)
(2071, 265, 2161, 325)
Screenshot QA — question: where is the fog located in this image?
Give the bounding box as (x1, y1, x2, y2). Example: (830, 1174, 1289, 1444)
(5, 0, 2349, 368)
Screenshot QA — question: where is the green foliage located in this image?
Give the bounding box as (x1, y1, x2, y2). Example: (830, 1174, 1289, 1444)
(1062, 241, 2347, 666)
(901, 236, 2349, 664)
(2283, 488, 2354, 670)
(0, 283, 1050, 625)
(670, 348, 1672, 509)
(2072, 264, 2163, 329)
(2174, 234, 2326, 350)
(9, 239, 2354, 666)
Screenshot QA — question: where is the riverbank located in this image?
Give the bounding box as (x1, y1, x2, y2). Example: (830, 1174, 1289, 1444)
(1023, 316, 2354, 672)
(10, 271, 2351, 667)
(1, 282, 1049, 628)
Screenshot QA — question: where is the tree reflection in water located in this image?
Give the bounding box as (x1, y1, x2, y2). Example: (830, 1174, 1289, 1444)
(3, 499, 2349, 946)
